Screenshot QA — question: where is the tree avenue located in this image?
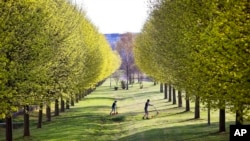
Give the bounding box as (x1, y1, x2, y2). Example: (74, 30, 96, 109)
(0, 0, 121, 140)
(134, 0, 250, 131)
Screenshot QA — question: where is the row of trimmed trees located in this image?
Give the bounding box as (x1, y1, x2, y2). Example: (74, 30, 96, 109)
(0, 0, 121, 140)
(134, 0, 249, 132)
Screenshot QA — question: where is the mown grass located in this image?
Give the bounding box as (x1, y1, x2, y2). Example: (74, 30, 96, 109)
(0, 80, 236, 141)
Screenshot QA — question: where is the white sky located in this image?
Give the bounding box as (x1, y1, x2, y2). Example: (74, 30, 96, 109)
(71, 0, 150, 34)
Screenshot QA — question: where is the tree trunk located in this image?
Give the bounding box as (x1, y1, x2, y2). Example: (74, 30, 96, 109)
(23, 105, 30, 137)
(160, 83, 163, 93)
(88, 88, 92, 94)
(84, 90, 87, 96)
(126, 65, 129, 90)
(194, 96, 200, 119)
(178, 90, 182, 107)
(66, 99, 70, 109)
(75, 94, 79, 103)
(71, 97, 74, 106)
(79, 93, 82, 100)
(168, 85, 172, 102)
(235, 105, 243, 125)
(208, 101, 211, 125)
(173, 87, 176, 105)
(137, 72, 140, 83)
(54, 99, 59, 116)
(46, 103, 51, 121)
(219, 108, 226, 132)
(5, 116, 13, 141)
(185, 92, 190, 111)
(60, 96, 65, 112)
(154, 81, 156, 85)
(132, 73, 135, 84)
(164, 83, 167, 99)
(37, 103, 43, 128)
(129, 73, 132, 84)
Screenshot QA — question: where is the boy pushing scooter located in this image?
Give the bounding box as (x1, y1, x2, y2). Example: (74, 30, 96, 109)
(110, 100, 118, 115)
(143, 99, 153, 119)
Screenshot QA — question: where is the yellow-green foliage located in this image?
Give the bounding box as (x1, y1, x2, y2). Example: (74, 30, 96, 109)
(134, 0, 250, 117)
(0, 0, 121, 119)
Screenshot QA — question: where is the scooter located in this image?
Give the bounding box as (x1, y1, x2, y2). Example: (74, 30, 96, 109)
(151, 106, 159, 118)
(110, 108, 118, 115)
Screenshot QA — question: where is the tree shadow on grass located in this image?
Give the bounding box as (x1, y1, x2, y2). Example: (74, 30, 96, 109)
(166, 106, 185, 110)
(50, 105, 111, 121)
(167, 110, 192, 116)
(178, 117, 205, 123)
(118, 122, 230, 141)
(80, 97, 115, 101)
(119, 91, 160, 100)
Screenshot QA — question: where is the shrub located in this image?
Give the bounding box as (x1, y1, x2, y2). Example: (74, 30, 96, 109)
(121, 80, 126, 89)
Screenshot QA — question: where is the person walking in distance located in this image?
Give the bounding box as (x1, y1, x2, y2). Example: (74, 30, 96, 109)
(143, 99, 153, 119)
(110, 100, 117, 115)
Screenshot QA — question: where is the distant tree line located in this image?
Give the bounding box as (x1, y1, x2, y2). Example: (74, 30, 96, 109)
(115, 32, 144, 90)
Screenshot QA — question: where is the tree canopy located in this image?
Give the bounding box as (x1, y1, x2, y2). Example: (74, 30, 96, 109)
(134, 0, 250, 120)
(0, 0, 121, 119)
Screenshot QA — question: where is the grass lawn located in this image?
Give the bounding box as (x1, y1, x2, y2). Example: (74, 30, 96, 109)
(0, 80, 235, 141)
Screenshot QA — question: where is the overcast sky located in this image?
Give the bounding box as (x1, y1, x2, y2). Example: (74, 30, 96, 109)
(71, 0, 150, 34)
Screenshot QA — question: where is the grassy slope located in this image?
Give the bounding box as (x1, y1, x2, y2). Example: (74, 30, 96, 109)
(0, 80, 235, 141)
